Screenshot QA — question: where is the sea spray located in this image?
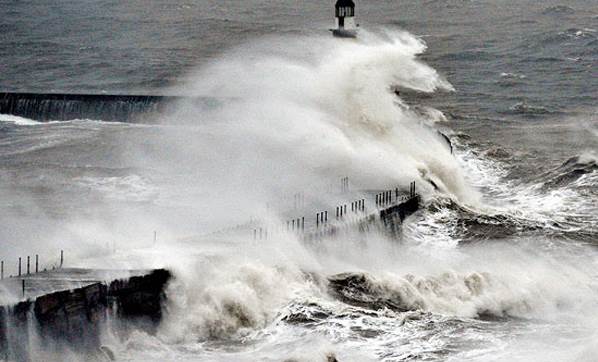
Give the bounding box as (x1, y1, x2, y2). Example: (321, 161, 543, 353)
(161, 30, 475, 211)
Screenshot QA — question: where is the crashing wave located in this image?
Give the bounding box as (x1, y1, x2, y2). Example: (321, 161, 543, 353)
(325, 270, 553, 319)
(540, 153, 598, 189)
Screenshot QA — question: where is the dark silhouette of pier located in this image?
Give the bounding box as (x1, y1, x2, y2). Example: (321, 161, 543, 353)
(0, 92, 179, 122)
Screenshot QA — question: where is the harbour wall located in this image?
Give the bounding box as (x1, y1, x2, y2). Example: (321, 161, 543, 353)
(0, 92, 178, 122)
(0, 269, 171, 361)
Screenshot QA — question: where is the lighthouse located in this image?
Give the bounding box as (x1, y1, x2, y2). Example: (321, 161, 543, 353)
(331, 0, 357, 38)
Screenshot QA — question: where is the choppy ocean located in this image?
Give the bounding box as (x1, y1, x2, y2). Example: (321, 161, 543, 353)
(1, 0, 597, 361)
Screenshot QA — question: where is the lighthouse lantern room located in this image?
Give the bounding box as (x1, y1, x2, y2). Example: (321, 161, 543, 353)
(332, 0, 357, 38)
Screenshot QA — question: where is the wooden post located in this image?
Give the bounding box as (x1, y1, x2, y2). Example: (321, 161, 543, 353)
(27, 256, 30, 275)
(60, 250, 64, 268)
(35, 254, 38, 273)
(22, 279, 25, 298)
(325, 211, 328, 223)
(18, 257, 21, 276)
(1, 260, 3, 280)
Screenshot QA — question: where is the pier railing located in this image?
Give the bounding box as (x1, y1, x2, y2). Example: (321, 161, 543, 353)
(0, 250, 64, 281)
(212, 178, 420, 242)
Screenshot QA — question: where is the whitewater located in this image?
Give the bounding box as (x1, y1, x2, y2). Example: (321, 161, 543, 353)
(1, 2, 597, 360)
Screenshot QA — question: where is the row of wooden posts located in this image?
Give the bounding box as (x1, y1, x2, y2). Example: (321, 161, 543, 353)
(340, 176, 350, 193)
(0, 250, 64, 280)
(376, 182, 417, 206)
(252, 180, 417, 241)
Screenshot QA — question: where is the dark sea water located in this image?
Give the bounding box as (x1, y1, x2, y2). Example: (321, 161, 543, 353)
(0, 0, 597, 361)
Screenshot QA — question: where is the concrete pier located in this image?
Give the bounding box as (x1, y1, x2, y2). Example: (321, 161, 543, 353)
(300, 193, 421, 242)
(0, 269, 171, 361)
(0, 92, 175, 122)
(231, 186, 421, 244)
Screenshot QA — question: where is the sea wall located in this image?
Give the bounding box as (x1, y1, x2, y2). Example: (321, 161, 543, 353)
(0, 92, 228, 123)
(379, 195, 420, 237)
(0, 92, 176, 122)
(301, 194, 421, 242)
(0, 269, 171, 361)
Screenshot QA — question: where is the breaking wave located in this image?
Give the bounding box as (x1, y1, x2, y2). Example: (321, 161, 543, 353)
(540, 152, 598, 189)
(161, 30, 474, 205)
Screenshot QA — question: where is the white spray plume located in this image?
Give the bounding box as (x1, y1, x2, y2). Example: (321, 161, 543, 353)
(157, 30, 476, 222)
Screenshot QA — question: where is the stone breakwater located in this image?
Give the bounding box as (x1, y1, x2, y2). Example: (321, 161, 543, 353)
(0, 269, 171, 361)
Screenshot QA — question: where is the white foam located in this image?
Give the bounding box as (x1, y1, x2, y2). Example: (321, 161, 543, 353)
(74, 175, 158, 202)
(0, 114, 43, 126)
(164, 30, 474, 206)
